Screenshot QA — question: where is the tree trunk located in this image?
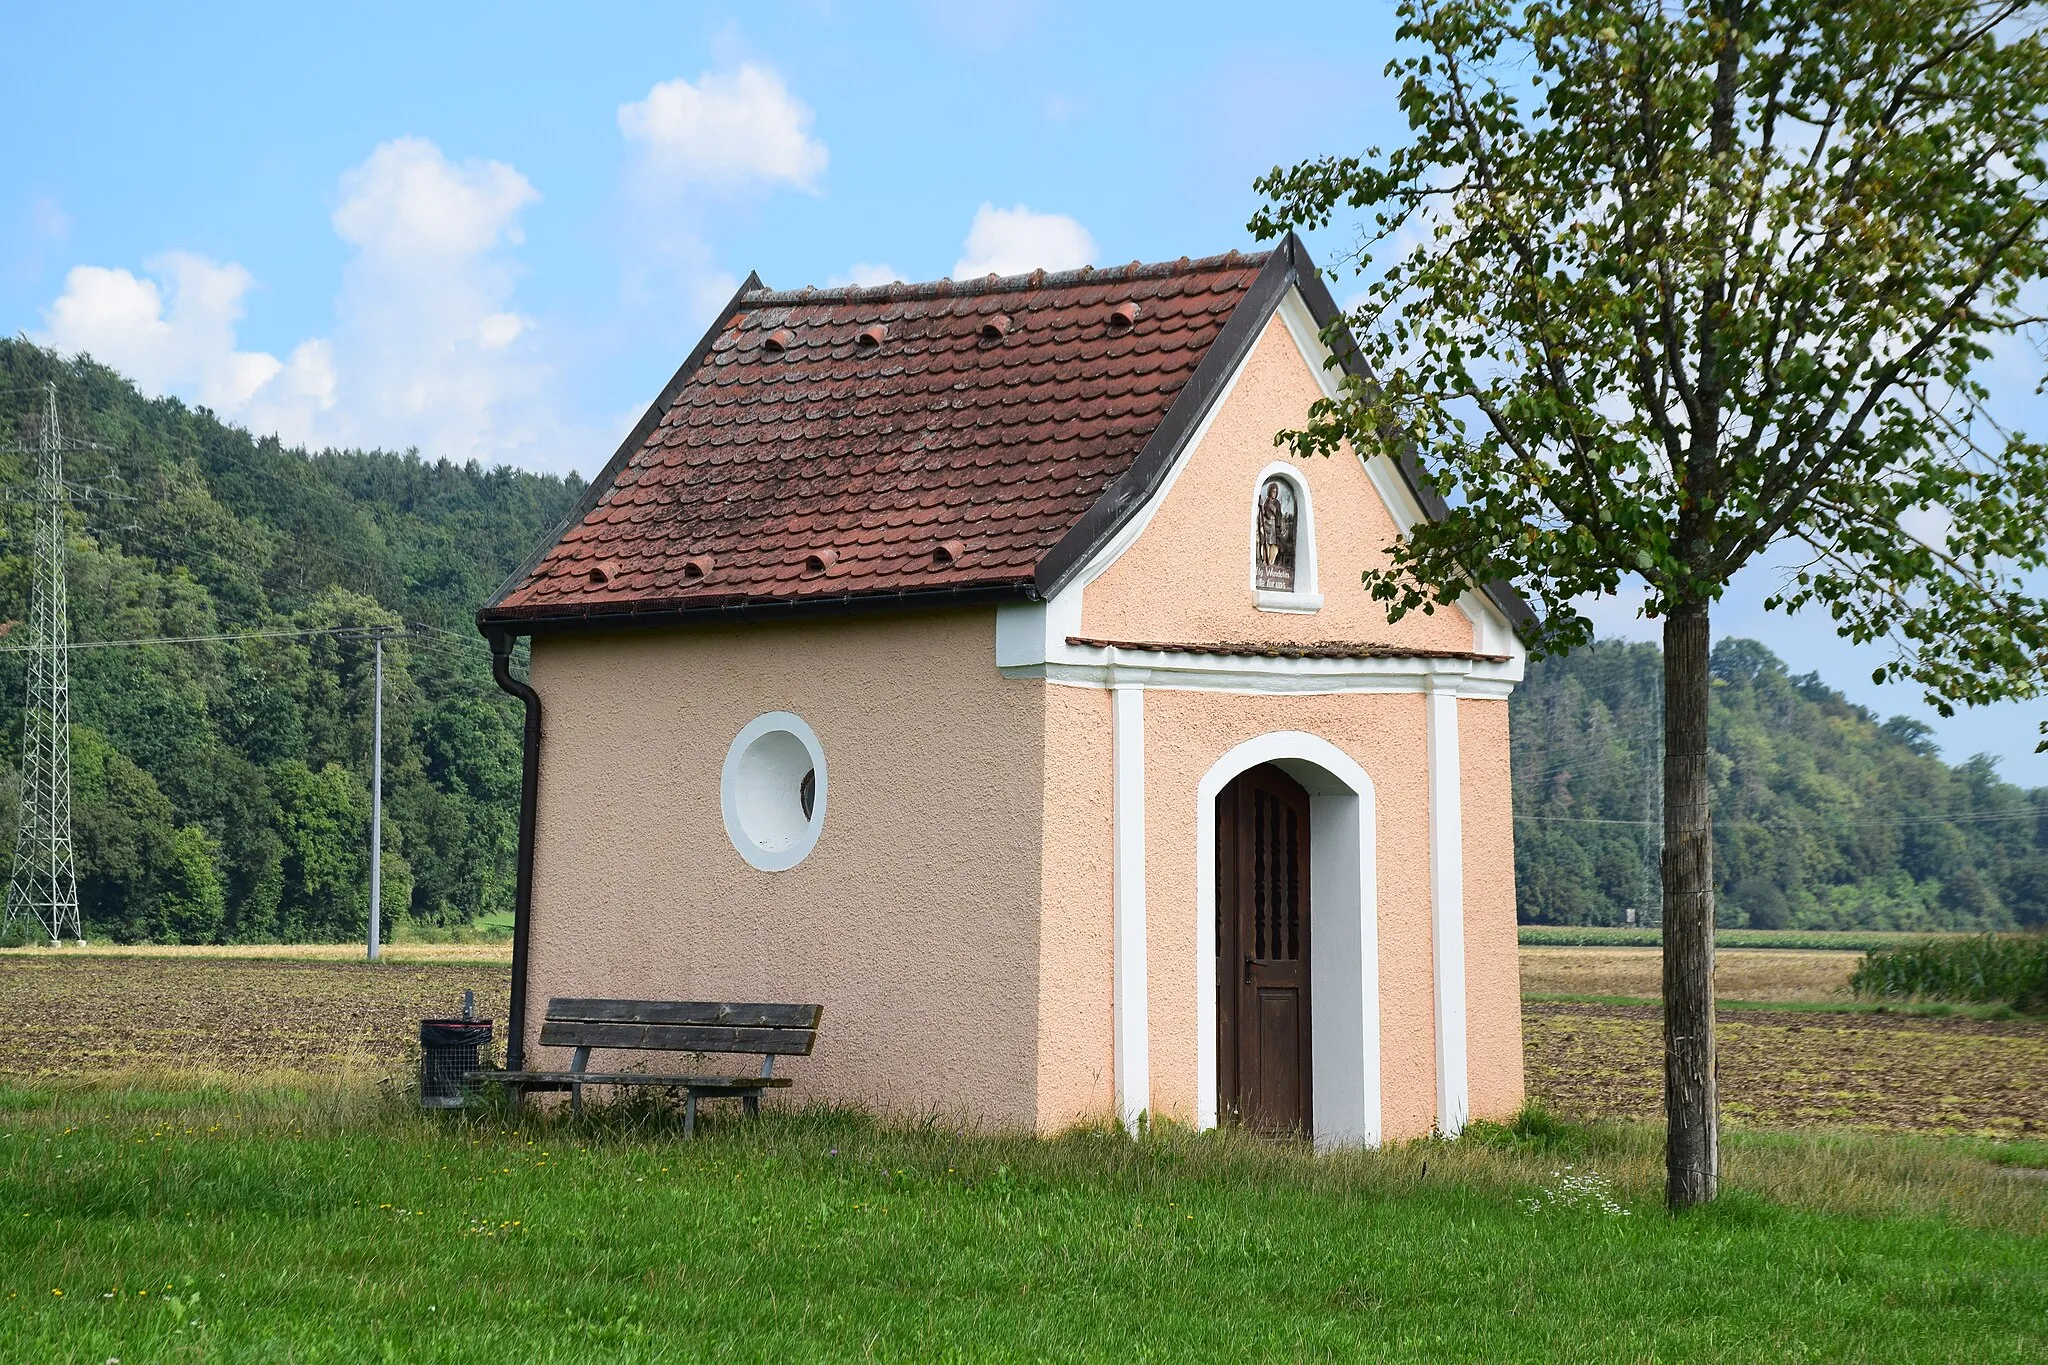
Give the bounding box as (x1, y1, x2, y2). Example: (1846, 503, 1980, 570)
(1662, 600, 1718, 1208)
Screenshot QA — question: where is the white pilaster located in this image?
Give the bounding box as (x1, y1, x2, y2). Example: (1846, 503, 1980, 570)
(1112, 684, 1150, 1132)
(1426, 680, 1469, 1135)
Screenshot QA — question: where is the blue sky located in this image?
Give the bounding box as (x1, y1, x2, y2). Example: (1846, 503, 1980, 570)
(4, 1, 2043, 780)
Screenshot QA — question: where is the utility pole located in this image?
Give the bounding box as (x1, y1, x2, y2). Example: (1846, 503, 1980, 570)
(0, 385, 106, 947)
(368, 628, 386, 962)
(1637, 710, 1663, 929)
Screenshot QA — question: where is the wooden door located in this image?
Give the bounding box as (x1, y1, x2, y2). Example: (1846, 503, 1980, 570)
(1216, 763, 1312, 1134)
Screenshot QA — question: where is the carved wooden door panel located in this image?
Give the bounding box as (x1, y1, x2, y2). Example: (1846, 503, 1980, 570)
(1216, 763, 1312, 1135)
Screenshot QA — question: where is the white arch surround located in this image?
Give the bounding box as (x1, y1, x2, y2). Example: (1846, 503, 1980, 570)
(1247, 461, 1322, 613)
(1196, 731, 1380, 1148)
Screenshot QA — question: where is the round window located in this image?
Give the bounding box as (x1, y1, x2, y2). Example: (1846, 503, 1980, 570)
(720, 712, 827, 871)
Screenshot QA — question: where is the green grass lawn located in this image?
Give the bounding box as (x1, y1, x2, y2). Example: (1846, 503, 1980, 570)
(1, 1088, 2044, 1362)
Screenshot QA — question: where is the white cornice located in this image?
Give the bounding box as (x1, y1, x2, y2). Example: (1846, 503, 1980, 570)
(1000, 632, 1522, 697)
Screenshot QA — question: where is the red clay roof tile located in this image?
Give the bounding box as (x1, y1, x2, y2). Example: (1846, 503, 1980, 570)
(483, 249, 1272, 622)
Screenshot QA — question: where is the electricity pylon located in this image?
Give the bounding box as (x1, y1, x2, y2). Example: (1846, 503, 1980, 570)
(0, 384, 107, 945)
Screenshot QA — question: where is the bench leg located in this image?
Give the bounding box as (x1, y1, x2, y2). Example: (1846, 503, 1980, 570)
(683, 1090, 698, 1140)
(569, 1044, 590, 1119)
(743, 1091, 760, 1120)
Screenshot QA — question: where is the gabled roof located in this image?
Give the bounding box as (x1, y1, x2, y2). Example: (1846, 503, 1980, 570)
(479, 234, 1535, 637)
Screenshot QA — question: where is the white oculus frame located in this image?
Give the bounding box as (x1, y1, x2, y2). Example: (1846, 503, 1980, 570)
(721, 711, 828, 872)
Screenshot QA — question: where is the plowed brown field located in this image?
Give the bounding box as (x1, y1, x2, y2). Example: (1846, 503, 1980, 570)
(0, 955, 509, 1082)
(1519, 945, 1862, 1002)
(1524, 1001, 2048, 1138)
(1, 952, 2043, 1139)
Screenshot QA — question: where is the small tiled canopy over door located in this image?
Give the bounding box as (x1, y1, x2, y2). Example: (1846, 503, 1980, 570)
(1216, 763, 1312, 1134)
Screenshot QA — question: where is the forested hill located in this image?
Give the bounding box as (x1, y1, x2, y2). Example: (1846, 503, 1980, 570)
(5, 340, 2043, 941)
(1512, 639, 2048, 930)
(0, 339, 583, 943)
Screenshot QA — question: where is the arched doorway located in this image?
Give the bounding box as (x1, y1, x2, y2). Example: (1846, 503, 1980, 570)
(1196, 732, 1380, 1148)
(1216, 763, 1313, 1133)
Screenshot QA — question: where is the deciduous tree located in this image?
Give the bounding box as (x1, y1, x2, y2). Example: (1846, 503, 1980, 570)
(1254, 0, 2048, 1206)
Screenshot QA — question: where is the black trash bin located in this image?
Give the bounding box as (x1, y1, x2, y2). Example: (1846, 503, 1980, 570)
(419, 1017, 493, 1109)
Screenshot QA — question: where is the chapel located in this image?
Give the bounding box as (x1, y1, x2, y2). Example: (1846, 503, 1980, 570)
(478, 235, 1529, 1145)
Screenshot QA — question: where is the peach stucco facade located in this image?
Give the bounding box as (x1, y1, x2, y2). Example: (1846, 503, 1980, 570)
(1080, 315, 1478, 655)
(523, 611, 1052, 1124)
(514, 286, 1524, 1143)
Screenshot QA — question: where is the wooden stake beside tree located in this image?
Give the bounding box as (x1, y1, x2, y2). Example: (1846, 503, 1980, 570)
(1254, 0, 2048, 1208)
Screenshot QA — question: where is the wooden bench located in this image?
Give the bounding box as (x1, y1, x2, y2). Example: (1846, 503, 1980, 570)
(469, 998, 821, 1136)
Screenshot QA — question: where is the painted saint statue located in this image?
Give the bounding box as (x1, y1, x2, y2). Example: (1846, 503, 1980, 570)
(1256, 477, 1298, 591)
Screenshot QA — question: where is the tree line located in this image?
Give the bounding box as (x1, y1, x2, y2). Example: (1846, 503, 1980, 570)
(0, 340, 581, 943)
(5, 339, 2044, 943)
(1512, 638, 2048, 931)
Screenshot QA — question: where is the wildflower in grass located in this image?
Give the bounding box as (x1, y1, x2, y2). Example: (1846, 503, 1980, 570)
(1519, 1165, 1632, 1218)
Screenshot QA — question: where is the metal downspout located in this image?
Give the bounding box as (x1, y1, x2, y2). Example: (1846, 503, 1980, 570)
(488, 631, 541, 1073)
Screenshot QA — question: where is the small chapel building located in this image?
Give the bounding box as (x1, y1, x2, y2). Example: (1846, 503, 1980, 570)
(478, 235, 1529, 1146)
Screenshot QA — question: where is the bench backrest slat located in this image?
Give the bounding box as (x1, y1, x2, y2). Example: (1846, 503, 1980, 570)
(538, 1021, 817, 1055)
(546, 999, 820, 1030)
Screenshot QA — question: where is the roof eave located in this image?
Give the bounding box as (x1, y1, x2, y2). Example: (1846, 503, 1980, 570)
(478, 580, 1039, 639)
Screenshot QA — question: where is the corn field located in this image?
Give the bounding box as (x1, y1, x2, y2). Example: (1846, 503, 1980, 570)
(1850, 934, 2048, 1012)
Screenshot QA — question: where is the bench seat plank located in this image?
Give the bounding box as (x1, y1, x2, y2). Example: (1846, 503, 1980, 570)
(538, 1021, 817, 1055)
(547, 999, 821, 1029)
(468, 1070, 792, 1090)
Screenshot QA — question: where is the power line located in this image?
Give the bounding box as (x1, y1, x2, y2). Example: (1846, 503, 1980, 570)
(0, 624, 376, 654)
(0, 621, 497, 656)
(1517, 805, 2044, 830)
(1514, 724, 1663, 785)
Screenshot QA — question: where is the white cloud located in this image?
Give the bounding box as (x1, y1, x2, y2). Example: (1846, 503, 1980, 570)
(38, 253, 318, 417)
(952, 203, 1095, 279)
(310, 138, 552, 461)
(476, 312, 527, 349)
(618, 65, 828, 196)
(36, 137, 572, 468)
(829, 262, 900, 288)
(333, 136, 536, 257)
(1899, 501, 1957, 553)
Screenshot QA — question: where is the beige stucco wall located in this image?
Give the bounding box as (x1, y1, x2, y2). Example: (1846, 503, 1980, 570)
(1035, 684, 1115, 1130)
(522, 609, 1052, 1127)
(1079, 314, 1478, 654)
(1136, 689, 1445, 1140)
(1460, 696, 1526, 1122)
